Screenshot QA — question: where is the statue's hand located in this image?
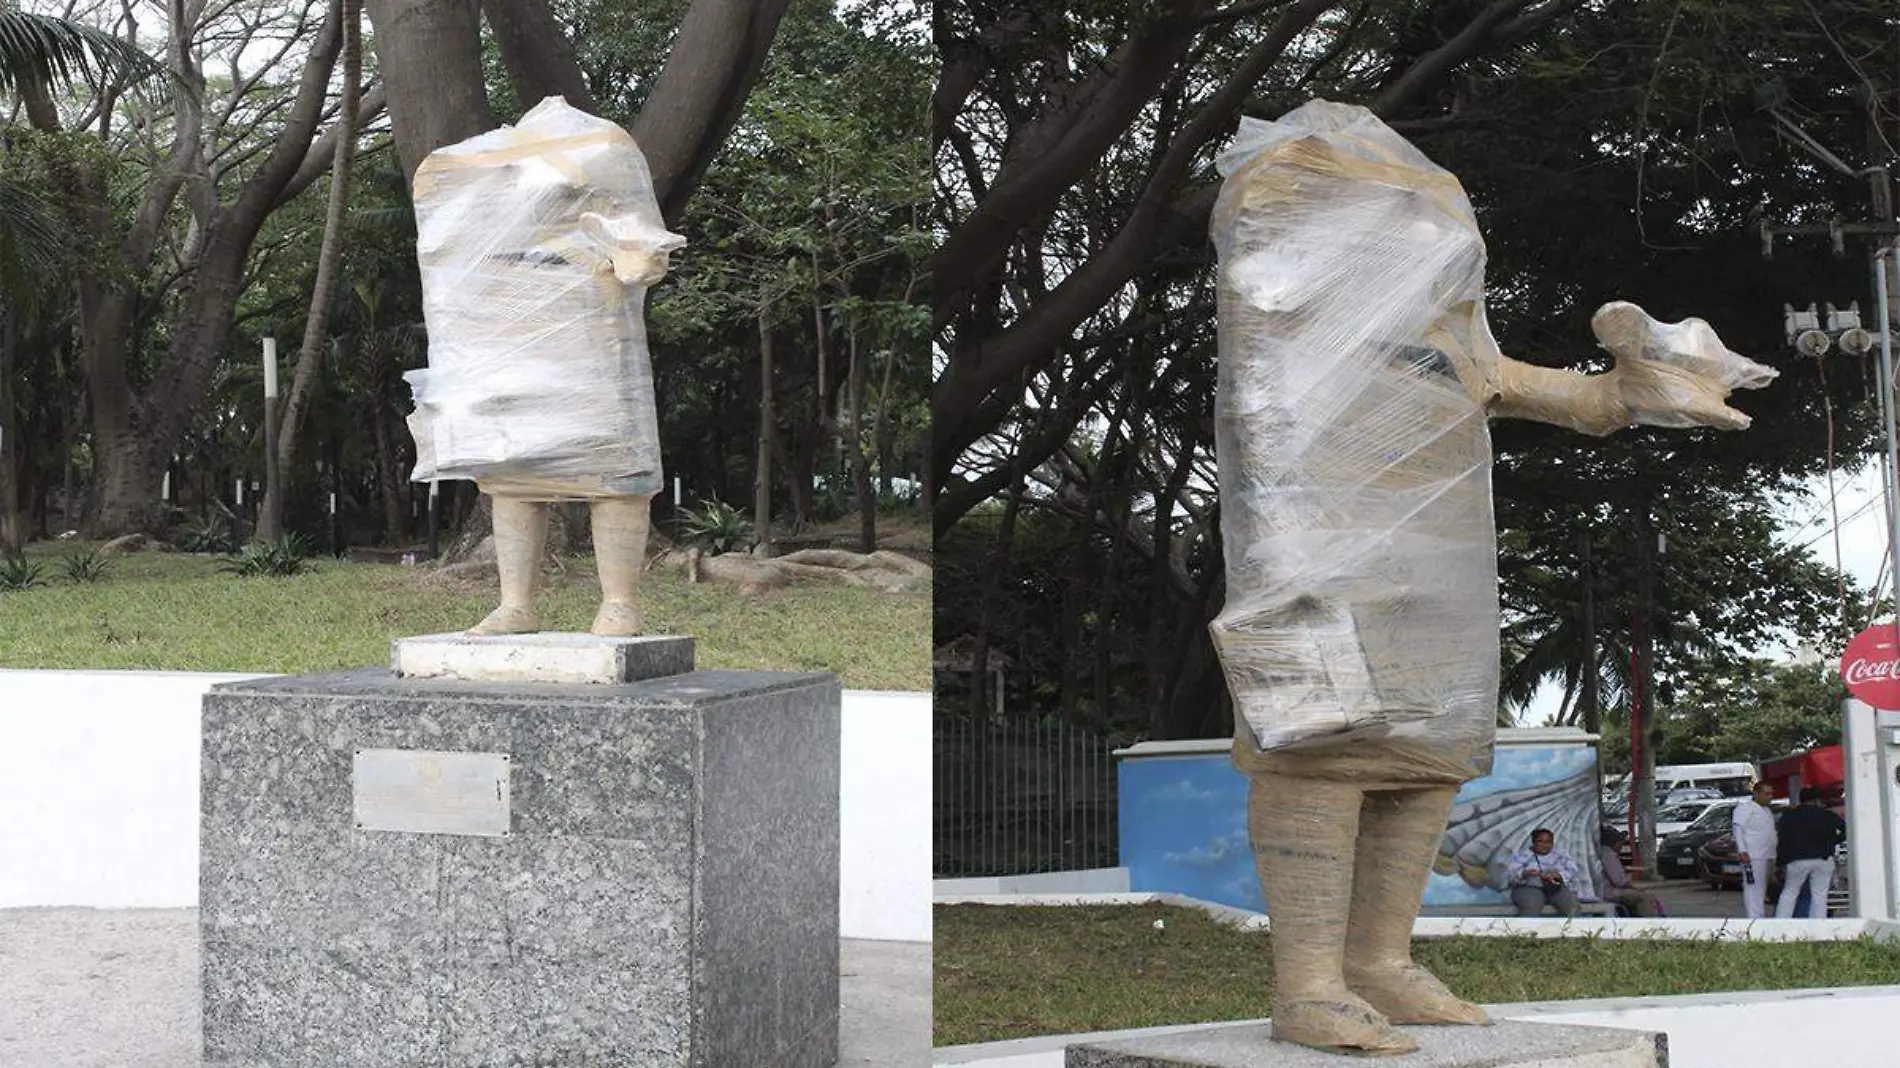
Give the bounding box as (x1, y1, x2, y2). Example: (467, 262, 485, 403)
(1593, 301, 1777, 431)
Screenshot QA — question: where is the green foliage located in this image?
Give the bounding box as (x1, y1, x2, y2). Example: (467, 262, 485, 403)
(57, 549, 109, 584)
(175, 517, 239, 555)
(935, 903, 1900, 1045)
(680, 500, 754, 555)
(0, 548, 928, 690)
(1632, 658, 1849, 769)
(0, 8, 161, 98)
(0, 552, 45, 591)
(935, 0, 1899, 739)
(220, 535, 314, 578)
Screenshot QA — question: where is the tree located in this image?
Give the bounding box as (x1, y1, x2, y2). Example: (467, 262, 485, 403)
(0, 5, 156, 99)
(932, 0, 1900, 740)
(1594, 659, 1848, 773)
(22, 0, 388, 536)
(261, 0, 363, 539)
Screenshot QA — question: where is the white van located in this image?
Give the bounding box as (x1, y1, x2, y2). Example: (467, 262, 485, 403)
(1604, 762, 1757, 801)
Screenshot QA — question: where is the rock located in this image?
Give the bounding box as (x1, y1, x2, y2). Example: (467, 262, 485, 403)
(100, 533, 163, 555)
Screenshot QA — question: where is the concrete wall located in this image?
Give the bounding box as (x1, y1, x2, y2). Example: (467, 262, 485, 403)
(0, 669, 931, 942)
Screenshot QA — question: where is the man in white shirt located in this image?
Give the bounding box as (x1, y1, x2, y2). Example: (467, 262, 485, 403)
(1731, 781, 1778, 918)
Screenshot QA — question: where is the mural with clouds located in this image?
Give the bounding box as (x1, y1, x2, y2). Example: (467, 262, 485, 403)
(1118, 742, 1601, 912)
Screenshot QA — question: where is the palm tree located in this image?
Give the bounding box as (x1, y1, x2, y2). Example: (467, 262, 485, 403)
(0, 5, 158, 99)
(0, 5, 159, 304)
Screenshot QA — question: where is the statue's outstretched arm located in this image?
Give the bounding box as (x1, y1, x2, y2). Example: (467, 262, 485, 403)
(1488, 301, 1777, 435)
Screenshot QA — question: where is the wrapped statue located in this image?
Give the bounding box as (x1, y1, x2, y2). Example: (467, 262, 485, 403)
(405, 97, 683, 636)
(1210, 100, 1775, 1055)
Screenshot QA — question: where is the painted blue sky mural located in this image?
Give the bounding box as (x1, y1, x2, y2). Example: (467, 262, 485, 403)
(1119, 742, 1601, 913)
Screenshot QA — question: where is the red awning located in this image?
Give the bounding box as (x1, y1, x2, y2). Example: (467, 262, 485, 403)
(1760, 744, 1845, 798)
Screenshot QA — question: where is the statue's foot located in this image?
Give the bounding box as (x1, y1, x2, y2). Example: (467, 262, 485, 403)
(467, 603, 540, 636)
(1347, 962, 1492, 1026)
(590, 600, 642, 637)
(1271, 995, 1418, 1056)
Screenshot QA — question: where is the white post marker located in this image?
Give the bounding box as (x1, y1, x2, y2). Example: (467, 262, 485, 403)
(263, 337, 279, 399)
(673, 476, 682, 507)
(161, 471, 170, 500)
(235, 479, 244, 506)
(328, 492, 337, 516)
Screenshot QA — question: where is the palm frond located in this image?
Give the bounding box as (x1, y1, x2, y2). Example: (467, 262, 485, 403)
(0, 9, 161, 98)
(0, 165, 66, 313)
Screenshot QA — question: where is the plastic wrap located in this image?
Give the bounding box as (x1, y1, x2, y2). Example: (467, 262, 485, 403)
(1209, 101, 1774, 782)
(404, 96, 684, 498)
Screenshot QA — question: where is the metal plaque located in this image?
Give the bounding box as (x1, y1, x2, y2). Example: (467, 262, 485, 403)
(352, 748, 512, 837)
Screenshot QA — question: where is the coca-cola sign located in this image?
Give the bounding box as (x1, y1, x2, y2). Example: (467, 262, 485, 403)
(1841, 623, 1900, 710)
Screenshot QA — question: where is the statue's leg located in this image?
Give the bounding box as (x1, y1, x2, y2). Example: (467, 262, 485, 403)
(467, 495, 545, 635)
(1248, 773, 1418, 1056)
(589, 495, 651, 637)
(1344, 786, 1491, 1026)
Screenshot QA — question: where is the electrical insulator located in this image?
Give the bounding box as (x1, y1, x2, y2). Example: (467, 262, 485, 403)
(1795, 328, 1832, 357)
(1838, 328, 1876, 356)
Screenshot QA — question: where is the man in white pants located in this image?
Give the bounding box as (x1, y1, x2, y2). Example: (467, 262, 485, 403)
(1774, 787, 1846, 918)
(1732, 781, 1778, 919)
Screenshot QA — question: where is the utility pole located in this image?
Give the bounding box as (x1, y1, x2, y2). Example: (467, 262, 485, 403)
(1632, 514, 1659, 877)
(1579, 526, 1598, 737)
(1759, 89, 1900, 919)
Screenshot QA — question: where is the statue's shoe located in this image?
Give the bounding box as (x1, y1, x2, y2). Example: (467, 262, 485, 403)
(1347, 962, 1493, 1026)
(590, 600, 643, 637)
(1270, 996, 1418, 1056)
(466, 604, 540, 636)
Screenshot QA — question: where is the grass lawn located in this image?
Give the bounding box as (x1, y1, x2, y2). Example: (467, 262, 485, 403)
(934, 903, 1900, 1046)
(0, 545, 929, 691)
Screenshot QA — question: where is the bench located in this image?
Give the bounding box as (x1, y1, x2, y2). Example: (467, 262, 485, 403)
(1420, 900, 1621, 919)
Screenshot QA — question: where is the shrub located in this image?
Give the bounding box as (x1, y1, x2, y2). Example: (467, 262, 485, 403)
(220, 534, 314, 577)
(59, 550, 110, 584)
(680, 500, 754, 555)
(176, 516, 239, 554)
(0, 553, 46, 591)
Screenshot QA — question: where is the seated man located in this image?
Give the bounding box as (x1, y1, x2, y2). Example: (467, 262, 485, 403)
(1597, 827, 1663, 917)
(1506, 828, 1581, 917)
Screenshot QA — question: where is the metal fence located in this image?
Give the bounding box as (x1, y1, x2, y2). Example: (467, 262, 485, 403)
(933, 716, 1119, 877)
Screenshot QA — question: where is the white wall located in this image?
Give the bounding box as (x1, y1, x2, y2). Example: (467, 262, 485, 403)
(841, 690, 931, 942)
(0, 669, 930, 942)
(1503, 986, 1900, 1068)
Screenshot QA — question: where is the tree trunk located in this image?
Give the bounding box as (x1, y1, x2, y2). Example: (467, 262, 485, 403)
(631, 0, 791, 222)
(263, 0, 362, 540)
(371, 398, 408, 544)
(969, 471, 1027, 720)
(363, 0, 496, 184)
(754, 308, 774, 557)
(483, 0, 595, 112)
(846, 325, 874, 552)
(0, 306, 19, 553)
(874, 345, 896, 498)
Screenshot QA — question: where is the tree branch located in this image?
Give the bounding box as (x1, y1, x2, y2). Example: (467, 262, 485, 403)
(630, 0, 791, 224)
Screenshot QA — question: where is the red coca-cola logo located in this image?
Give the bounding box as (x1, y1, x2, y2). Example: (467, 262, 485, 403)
(1842, 623, 1900, 709)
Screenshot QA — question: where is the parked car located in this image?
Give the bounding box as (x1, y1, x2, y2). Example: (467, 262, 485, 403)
(1695, 833, 1784, 898)
(1655, 798, 1723, 836)
(1655, 798, 1741, 879)
(1700, 839, 1849, 913)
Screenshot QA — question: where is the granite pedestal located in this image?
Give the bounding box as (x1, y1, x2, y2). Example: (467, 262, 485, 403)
(200, 665, 840, 1068)
(1066, 1020, 1667, 1068)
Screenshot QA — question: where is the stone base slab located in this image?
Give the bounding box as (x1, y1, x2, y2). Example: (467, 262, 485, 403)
(1067, 1020, 1666, 1068)
(200, 667, 838, 1068)
(391, 631, 694, 684)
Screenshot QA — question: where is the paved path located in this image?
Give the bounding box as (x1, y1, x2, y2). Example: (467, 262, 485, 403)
(0, 908, 929, 1067)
